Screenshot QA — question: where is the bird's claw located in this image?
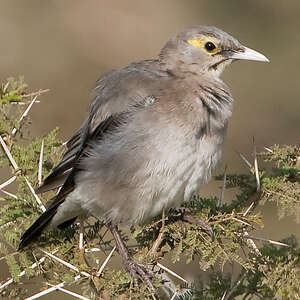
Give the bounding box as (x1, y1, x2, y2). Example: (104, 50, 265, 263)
(124, 260, 156, 294)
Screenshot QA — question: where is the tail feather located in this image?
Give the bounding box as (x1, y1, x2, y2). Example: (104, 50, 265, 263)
(35, 172, 69, 194)
(18, 201, 61, 250)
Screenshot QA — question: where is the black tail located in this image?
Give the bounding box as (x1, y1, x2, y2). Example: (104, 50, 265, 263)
(18, 202, 61, 250)
(19, 147, 79, 250)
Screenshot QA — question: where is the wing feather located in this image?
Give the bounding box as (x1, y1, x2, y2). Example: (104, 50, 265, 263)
(19, 60, 168, 248)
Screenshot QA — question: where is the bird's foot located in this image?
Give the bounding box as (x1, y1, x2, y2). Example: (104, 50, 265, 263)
(124, 259, 155, 292)
(107, 223, 157, 296)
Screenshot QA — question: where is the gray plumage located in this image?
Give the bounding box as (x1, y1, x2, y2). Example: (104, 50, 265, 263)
(19, 26, 268, 249)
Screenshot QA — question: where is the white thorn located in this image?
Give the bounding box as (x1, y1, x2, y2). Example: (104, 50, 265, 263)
(96, 246, 116, 277)
(243, 202, 254, 216)
(263, 146, 273, 153)
(38, 139, 44, 186)
(218, 165, 227, 207)
(0, 135, 19, 170)
(12, 95, 38, 136)
(25, 275, 81, 300)
(39, 249, 91, 278)
(237, 152, 252, 169)
(221, 290, 227, 300)
(253, 142, 261, 192)
(24, 177, 46, 212)
(0, 175, 17, 190)
(46, 283, 90, 300)
(157, 262, 187, 283)
(0, 250, 58, 291)
(0, 189, 18, 199)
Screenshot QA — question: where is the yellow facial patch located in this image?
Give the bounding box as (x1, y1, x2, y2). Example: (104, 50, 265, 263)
(187, 36, 221, 55)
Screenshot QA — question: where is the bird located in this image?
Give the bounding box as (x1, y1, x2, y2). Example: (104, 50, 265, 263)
(19, 26, 268, 290)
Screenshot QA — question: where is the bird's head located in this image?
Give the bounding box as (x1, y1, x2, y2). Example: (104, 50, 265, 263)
(160, 26, 269, 77)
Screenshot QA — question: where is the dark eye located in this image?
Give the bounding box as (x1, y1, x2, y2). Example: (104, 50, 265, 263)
(205, 42, 216, 52)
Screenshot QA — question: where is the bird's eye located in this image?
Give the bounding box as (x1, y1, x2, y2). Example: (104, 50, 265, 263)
(205, 42, 216, 52)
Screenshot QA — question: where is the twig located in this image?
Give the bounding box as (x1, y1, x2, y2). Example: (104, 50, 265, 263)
(0, 250, 58, 291)
(11, 95, 38, 136)
(25, 275, 82, 300)
(0, 189, 18, 199)
(10, 101, 40, 105)
(209, 212, 252, 225)
(22, 89, 50, 98)
(243, 202, 254, 216)
(264, 188, 299, 203)
(79, 218, 84, 250)
(2, 81, 10, 93)
(218, 165, 227, 207)
(236, 151, 252, 169)
(157, 263, 187, 284)
(0, 256, 46, 290)
(170, 292, 178, 300)
(253, 138, 260, 192)
(263, 146, 273, 153)
(39, 249, 91, 278)
(1, 132, 46, 212)
(84, 248, 102, 253)
(96, 246, 116, 277)
(0, 175, 17, 190)
(25, 282, 66, 300)
(232, 217, 252, 228)
(24, 177, 46, 212)
(241, 234, 289, 247)
(150, 208, 166, 255)
(0, 135, 19, 170)
(223, 271, 247, 300)
(46, 283, 90, 300)
(38, 139, 44, 186)
(85, 244, 140, 252)
(221, 290, 227, 300)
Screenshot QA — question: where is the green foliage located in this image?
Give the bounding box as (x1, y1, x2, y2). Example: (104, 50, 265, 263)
(258, 236, 300, 299)
(0, 77, 27, 104)
(194, 236, 300, 300)
(6, 255, 21, 283)
(0, 78, 299, 299)
(260, 145, 300, 222)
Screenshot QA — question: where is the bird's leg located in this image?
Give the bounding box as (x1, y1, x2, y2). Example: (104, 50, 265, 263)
(107, 223, 156, 295)
(181, 213, 215, 241)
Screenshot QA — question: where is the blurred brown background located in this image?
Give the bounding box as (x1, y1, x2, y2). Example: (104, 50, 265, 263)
(1, 0, 299, 154)
(0, 0, 299, 297)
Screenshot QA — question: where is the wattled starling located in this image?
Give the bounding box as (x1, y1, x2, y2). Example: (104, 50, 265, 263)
(19, 26, 268, 290)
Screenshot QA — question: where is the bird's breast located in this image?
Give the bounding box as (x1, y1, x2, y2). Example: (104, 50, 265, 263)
(144, 126, 225, 221)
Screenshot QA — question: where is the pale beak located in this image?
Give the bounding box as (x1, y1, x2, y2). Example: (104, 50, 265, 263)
(230, 46, 269, 62)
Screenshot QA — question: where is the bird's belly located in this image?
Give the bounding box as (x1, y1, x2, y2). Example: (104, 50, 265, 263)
(72, 136, 223, 225)
(137, 137, 223, 222)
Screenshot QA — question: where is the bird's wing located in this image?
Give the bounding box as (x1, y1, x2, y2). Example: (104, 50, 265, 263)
(19, 61, 168, 249)
(36, 61, 166, 196)
(36, 130, 81, 194)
